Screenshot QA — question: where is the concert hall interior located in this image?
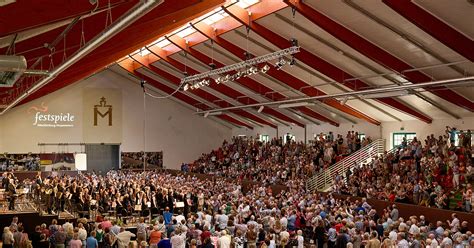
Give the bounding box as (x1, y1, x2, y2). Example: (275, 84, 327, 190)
(0, 0, 473, 247)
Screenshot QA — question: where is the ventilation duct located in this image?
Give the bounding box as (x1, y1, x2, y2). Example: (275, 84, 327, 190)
(0, 55, 27, 87)
(1, 0, 164, 115)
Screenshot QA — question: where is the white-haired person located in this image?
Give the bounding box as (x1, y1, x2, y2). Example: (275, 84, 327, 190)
(296, 230, 304, 248)
(2, 227, 14, 248)
(218, 230, 231, 248)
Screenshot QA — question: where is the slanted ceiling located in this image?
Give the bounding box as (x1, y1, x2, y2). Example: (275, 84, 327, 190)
(2, 0, 473, 129)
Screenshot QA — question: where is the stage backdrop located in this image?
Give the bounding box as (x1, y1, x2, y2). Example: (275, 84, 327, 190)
(82, 88, 122, 143)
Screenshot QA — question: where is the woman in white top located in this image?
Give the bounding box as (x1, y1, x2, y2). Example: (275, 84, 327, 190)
(296, 230, 304, 248)
(2, 227, 14, 248)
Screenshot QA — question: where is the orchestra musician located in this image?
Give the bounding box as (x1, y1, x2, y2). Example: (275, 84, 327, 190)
(7, 178, 17, 211)
(43, 181, 53, 214)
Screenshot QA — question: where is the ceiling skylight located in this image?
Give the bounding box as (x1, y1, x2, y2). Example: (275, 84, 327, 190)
(233, 0, 259, 9)
(124, 0, 260, 59)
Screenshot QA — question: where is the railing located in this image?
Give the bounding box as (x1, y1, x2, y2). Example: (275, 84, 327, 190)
(306, 139, 385, 192)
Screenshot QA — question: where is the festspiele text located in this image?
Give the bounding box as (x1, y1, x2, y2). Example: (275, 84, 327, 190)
(33, 112, 75, 126)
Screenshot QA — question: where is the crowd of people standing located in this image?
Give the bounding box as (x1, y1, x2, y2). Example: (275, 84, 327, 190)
(187, 132, 371, 185)
(334, 128, 473, 213)
(1, 168, 473, 248)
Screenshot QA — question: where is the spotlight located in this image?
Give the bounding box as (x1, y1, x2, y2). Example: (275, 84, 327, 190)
(183, 84, 189, 91)
(275, 57, 286, 70)
(260, 64, 270, 73)
(244, 52, 252, 60)
(235, 71, 244, 80)
(204, 112, 210, 118)
(224, 74, 231, 82)
(290, 38, 298, 47)
(215, 77, 222, 84)
(209, 63, 216, 70)
(289, 56, 296, 66)
(258, 106, 264, 113)
(183, 71, 189, 77)
(249, 66, 258, 75)
(250, 66, 258, 74)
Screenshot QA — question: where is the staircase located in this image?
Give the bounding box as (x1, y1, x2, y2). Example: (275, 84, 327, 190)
(306, 139, 385, 192)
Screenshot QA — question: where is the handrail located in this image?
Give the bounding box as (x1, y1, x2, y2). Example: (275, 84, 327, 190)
(306, 139, 385, 192)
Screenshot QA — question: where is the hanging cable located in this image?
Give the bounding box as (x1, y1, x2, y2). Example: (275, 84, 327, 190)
(91, 0, 99, 14)
(291, 7, 296, 38)
(48, 49, 55, 71)
(105, 0, 113, 28)
(80, 19, 86, 48)
(245, 25, 250, 60)
(143, 80, 185, 99)
(211, 39, 214, 66)
(141, 80, 147, 172)
(62, 33, 67, 62)
(289, 8, 298, 66)
(184, 50, 188, 75)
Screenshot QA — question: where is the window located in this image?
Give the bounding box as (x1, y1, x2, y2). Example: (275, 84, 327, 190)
(393, 132, 416, 148)
(259, 134, 269, 143)
(314, 133, 327, 140)
(454, 131, 460, 146)
(233, 0, 260, 9)
(454, 131, 474, 147)
(284, 133, 295, 143)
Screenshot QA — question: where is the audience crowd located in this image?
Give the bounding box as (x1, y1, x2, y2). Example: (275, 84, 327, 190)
(0, 154, 40, 172)
(187, 131, 371, 184)
(1, 169, 473, 248)
(334, 128, 473, 213)
(1, 127, 473, 248)
(121, 152, 163, 170)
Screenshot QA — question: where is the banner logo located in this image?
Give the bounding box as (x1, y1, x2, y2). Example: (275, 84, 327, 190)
(27, 102, 48, 114)
(29, 102, 75, 128)
(93, 97, 112, 126)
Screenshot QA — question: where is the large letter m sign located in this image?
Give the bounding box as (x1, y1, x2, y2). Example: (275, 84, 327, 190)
(94, 97, 112, 126)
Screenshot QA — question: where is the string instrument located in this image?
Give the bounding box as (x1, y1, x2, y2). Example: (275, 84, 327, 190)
(64, 191, 73, 200)
(44, 187, 53, 195)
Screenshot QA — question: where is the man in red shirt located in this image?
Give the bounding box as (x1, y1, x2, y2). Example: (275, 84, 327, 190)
(200, 225, 211, 244)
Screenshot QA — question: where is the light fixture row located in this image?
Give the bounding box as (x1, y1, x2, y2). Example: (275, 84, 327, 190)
(181, 45, 300, 86)
(183, 64, 272, 91)
(182, 46, 300, 91)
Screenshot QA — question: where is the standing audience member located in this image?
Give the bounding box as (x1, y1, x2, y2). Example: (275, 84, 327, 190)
(2, 227, 15, 248)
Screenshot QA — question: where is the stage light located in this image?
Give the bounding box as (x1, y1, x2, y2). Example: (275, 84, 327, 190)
(235, 71, 244, 80)
(275, 57, 286, 70)
(289, 56, 296, 66)
(258, 106, 264, 113)
(290, 38, 298, 47)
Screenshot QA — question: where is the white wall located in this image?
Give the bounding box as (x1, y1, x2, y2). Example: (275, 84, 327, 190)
(381, 117, 474, 149)
(0, 69, 232, 169)
(232, 122, 381, 143)
(233, 117, 473, 149)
